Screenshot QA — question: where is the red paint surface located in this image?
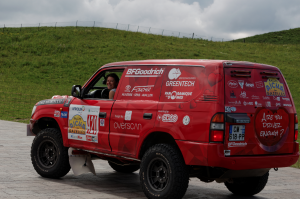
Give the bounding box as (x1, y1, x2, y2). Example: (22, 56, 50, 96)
(30, 60, 299, 170)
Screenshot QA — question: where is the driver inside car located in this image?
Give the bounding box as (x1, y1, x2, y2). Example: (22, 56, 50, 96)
(105, 73, 119, 99)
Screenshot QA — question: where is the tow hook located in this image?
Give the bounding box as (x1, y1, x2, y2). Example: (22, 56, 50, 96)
(274, 168, 278, 171)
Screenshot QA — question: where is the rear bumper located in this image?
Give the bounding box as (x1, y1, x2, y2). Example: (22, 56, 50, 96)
(176, 140, 299, 170)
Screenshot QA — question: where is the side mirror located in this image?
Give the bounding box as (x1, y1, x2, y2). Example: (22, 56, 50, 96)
(71, 85, 82, 98)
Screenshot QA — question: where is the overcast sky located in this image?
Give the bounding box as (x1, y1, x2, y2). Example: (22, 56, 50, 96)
(1, 0, 300, 40)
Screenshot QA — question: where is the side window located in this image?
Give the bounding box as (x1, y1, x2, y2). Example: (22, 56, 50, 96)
(160, 67, 205, 102)
(84, 70, 123, 99)
(116, 66, 165, 101)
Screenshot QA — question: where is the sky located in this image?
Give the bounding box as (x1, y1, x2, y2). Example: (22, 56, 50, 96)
(0, 0, 300, 40)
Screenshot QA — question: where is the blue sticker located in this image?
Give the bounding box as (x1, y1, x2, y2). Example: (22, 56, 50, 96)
(61, 111, 68, 118)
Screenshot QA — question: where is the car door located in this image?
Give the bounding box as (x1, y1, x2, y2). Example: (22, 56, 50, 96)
(67, 69, 124, 152)
(109, 66, 165, 156)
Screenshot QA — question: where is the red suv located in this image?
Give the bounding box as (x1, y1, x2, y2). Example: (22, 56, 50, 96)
(28, 59, 299, 199)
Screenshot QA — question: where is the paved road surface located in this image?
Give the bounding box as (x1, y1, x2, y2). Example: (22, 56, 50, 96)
(0, 120, 299, 199)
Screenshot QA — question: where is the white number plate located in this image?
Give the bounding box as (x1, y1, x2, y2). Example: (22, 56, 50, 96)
(229, 125, 245, 141)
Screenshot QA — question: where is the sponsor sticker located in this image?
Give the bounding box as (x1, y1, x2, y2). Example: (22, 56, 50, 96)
(183, 116, 190, 125)
(37, 99, 65, 106)
(231, 107, 236, 112)
(243, 101, 253, 106)
(224, 150, 231, 156)
(227, 80, 238, 88)
(263, 96, 270, 100)
(166, 81, 195, 87)
(245, 82, 254, 88)
(125, 85, 131, 92)
(251, 95, 260, 99)
(86, 135, 98, 143)
(273, 96, 280, 101)
(86, 115, 98, 135)
(54, 110, 60, 117)
(240, 91, 248, 99)
(132, 85, 154, 92)
(255, 81, 264, 88)
(68, 105, 100, 141)
(114, 122, 142, 130)
(264, 78, 285, 96)
(126, 68, 164, 77)
(161, 114, 178, 123)
(238, 80, 244, 89)
(69, 115, 86, 131)
(276, 103, 281, 107)
(100, 119, 105, 126)
(282, 97, 290, 101)
(266, 101, 271, 107)
(68, 134, 86, 141)
(168, 68, 181, 80)
(61, 111, 68, 118)
(225, 106, 231, 113)
(255, 101, 262, 107)
(230, 90, 236, 98)
(228, 142, 247, 148)
(283, 104, 292, 107)
(122, 93, 133, 96)
(228, 101, 242, 106)
(125, 111, 132, 121)
(165, 91, 193, 100)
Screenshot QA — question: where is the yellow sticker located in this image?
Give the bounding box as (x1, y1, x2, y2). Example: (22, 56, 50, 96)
(69, 115, 86, 130)
(264, 78, 285, 97)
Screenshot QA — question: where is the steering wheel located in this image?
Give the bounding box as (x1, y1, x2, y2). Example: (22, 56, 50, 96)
(101, 88, 110, 99)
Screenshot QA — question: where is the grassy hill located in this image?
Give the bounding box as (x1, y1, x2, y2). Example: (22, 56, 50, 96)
(234, 27, 300, 44)
(0, 26, 299, 168)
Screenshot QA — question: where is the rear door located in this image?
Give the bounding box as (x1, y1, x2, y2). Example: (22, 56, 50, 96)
(224, 67, 295, 156)
(109, 66, 164, 156)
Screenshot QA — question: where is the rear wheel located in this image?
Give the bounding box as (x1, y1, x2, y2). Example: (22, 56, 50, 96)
(31, 128, 70, 178)
(108, 161, 140, 173)
(224, 172, 269, 196)
(140, 144, 189, 199)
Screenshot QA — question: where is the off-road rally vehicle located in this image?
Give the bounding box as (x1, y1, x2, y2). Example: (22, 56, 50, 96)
(28, 59, 299, 199)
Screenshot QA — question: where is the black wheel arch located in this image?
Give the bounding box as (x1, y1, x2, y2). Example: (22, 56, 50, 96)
(138, 131, 181, 160)
(32, 117, 61, 135)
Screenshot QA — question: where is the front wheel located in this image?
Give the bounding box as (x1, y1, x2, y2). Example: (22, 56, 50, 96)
(140, 144, 189, 199)
(224, 172, 269, 196)
(31, 128, 70, 178)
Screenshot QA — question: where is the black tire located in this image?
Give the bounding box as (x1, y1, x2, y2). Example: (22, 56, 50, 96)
(224, 172, 269, 196)
(108, 161, 140, 173)
(31, 128, 70, 178)
(140, 144, 189, 199)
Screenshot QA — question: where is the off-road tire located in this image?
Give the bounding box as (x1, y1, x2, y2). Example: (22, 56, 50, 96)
(140, 144, 189, 199)
(108, 161, 140, 173)
(225, 171, 269, 196)
(31, 128, 70, 178)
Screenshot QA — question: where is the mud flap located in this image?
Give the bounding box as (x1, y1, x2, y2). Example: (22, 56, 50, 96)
(68, 147, 96, 176)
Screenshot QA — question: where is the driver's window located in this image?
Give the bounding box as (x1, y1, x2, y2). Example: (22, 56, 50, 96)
(85, 70, 123, 99)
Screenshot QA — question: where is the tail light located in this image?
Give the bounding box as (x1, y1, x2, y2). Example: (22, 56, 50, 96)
(295, 114, 298, 141)
(210, 113, 225, 142)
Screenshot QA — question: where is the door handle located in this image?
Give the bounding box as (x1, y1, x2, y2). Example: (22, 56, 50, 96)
(99, 112, 107, 118)
(143, 113, 152, 120)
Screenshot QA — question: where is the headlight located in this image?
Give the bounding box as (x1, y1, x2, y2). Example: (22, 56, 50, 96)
(31, 106, 37, 117)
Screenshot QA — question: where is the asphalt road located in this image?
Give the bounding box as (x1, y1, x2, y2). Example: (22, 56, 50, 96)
(0, 120, 300, 199)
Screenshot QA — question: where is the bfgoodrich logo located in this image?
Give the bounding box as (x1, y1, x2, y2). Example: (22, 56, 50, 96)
(168, 68, 181, 80)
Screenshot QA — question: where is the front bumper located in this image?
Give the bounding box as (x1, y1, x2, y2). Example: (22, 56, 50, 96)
(176, 140, 299, 170)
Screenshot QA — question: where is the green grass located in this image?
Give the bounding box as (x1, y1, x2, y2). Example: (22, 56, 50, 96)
(234, 27, 300, 44)
(0, 26, 299, 167)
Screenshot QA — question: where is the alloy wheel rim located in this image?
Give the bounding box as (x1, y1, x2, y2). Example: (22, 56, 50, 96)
(147, 157, 169, 191)
(37, 140, 58, 168)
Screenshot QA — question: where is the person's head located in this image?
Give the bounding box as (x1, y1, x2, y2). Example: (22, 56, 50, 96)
(106, 73, 119, 90)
